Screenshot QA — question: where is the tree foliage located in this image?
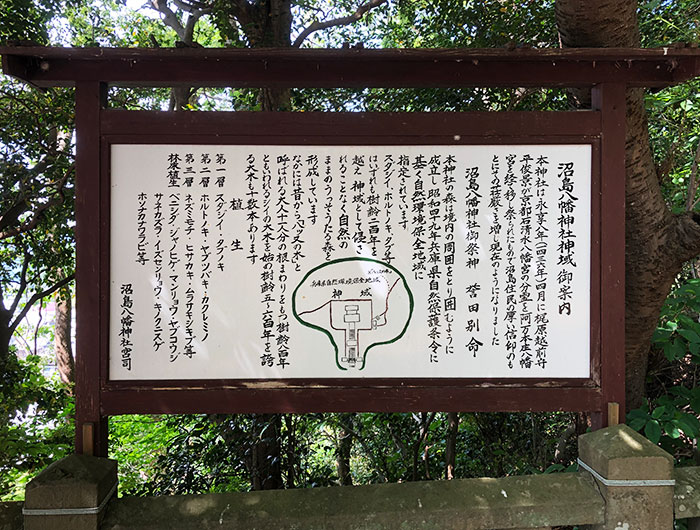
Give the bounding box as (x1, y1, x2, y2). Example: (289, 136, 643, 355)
(106, 410, 576, 496)
(0, 0, 61, 44)
(0, 0, 77, 500)
(0, 351, 73, 499)
(0, 80, 75, 363)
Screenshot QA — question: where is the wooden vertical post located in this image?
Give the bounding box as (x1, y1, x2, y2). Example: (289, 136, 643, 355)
(82, 423, 95, 457)
(592, 83, 627, 427)
(607, 402, 620, 426)
(74, 81, 108, 456)
(589, 412, 604, 431)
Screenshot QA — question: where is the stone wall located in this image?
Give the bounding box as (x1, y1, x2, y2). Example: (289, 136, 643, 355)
(5, 424, 700, 530)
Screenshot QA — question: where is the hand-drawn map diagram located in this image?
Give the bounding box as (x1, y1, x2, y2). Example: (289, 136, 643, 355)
(292, 257, 413, 370)
(109, 144, 592, 381)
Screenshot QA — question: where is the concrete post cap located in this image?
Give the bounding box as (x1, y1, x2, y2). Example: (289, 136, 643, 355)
(578, 423, 674, 482)
(24, 454, 117, 511)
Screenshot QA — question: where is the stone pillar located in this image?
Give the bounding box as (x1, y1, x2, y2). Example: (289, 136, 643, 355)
(578, 423, 674, 530)
(23, 454, 117, 530)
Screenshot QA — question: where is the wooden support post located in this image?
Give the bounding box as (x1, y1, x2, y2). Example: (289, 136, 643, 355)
(74, 81, 108, 456)
(592, 83, 627, 427)
(82, 423, 95, 457)
(607, 402, 620, 426)
(590, 412, 604, 431)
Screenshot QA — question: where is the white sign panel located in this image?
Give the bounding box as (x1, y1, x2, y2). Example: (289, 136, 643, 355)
(110, 144, 591, 380)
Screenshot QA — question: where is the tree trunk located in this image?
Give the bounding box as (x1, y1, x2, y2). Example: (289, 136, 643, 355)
(0, 306, 11, 366)
(336, 412, 355, 486)
(202, 0, 293, 487)
(260, 88, 291, 112)
(244, 0, 292, 111)
(54, 286, 74, 386)
(169, 87, 195, 112)
(242, 0, 292, 490)
(250, 413, 283, 490)
(0, 315, 12, 388)
(284, 414, 296, 488)
(555, 0, 700, 411)
(445, 412, 459, 479)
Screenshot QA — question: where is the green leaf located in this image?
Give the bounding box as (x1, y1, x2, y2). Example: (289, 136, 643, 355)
(676, 414, 700, 438)
(669, 386, 692, 399)
(665, 421, 682, 439)
(645, 420, 662, 444)
(544, 463, 564, 474)
(679, 329, 700, 343)
(690, 341, 700, 356)
(662, 341, 674, 361)
(657, 395, 674, 407)
(627, 407, 649, 419)
(653, 327, 672, 343)
(651, 406, 668, 420)
(628, 417, 647, 431)
(678, 315, 696, 328)
(669, 338, 686, 360)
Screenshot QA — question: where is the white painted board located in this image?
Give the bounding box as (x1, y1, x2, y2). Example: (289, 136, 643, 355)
(110, 144, 591, 380)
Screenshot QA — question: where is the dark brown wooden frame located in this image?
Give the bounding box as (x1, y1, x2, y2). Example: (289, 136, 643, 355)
(0, 47, 653, 456)
(88, 101, 620, 456)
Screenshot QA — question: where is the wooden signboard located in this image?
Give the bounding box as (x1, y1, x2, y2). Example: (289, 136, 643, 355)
(10, 47, 690, 455)
(92, 108, 617, 459)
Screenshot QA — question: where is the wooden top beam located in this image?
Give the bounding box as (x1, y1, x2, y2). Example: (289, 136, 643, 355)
(2, 46, 700, 88)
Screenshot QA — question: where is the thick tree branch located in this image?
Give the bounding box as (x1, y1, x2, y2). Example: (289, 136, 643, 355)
(9, 247, 30, 316)
(385, 417, 410, 458)
(0, 198, 29, 235)
(183, 8, 211, 43)
(1, 143, 66, 235)
(0, 90, 60, 150)
(555, 0, 684, 410)
(667, 212, 700, 267)
(14, 328, 33, 355)
(151, 0, 209, 110)
(0, 278, 5, 315)
(171, 0, 209, 13)
(170, 0, 212, 43)
(292, 0, 389, 48)
(9, 273, 74, 337)
(0, 198, 64, 239)
(416, 412, 436, 447)
(687, 139, 700, 211)
(334, 416, 389, 482)
(33, 297, 44, 355)
(227, 0, 254, 33)
(0, 165, 71, 240)
(150, 0, 186, 40)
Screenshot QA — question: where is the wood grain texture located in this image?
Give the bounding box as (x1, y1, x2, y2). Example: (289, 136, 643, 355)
(1, 46, 700, 88)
